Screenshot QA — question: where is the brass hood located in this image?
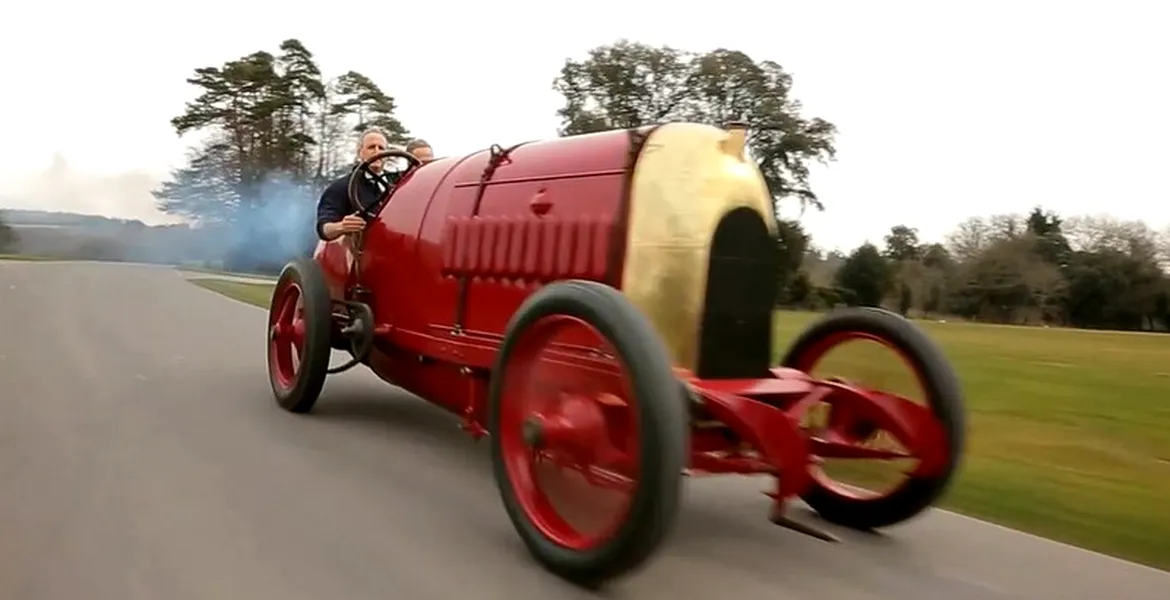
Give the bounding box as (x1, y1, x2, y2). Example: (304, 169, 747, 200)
(620, 122, 777, 371)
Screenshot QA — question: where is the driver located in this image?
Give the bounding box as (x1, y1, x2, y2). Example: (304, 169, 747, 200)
(316, 128, 394, 242)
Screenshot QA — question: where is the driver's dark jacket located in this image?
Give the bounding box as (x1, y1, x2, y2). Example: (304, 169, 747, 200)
(315, 169, 396, 241)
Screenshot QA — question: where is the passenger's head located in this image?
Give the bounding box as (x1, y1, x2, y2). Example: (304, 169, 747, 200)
(356, 128, 390, 173)
(405, 138, 434, 164)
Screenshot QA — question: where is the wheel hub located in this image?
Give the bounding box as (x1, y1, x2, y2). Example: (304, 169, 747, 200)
(522, 417, 544, 448)
(521, 394, 610, 464)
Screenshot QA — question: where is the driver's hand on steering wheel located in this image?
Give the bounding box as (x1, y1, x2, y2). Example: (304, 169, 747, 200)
(337, 213, 367, 234)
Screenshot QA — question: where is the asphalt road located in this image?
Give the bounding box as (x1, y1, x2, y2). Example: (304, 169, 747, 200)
(1, 261, 1167, 600)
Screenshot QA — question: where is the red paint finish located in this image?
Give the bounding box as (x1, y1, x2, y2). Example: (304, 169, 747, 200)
(311, 231, 344, 295)
(308, 131, 954, 519)
(268, 279, 306, 390)
(442, 137, 627, 340)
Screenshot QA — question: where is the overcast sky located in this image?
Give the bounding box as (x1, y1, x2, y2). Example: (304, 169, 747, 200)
(1, 1, 1166, 251)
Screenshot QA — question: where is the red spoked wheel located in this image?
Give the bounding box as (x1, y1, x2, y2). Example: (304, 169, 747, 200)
(781, 307, 965, 530)
(266, 258, 333, 413)
(489, 281, 687, 588)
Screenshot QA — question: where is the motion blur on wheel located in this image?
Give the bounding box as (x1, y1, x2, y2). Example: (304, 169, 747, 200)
(262, 121, 966, 588)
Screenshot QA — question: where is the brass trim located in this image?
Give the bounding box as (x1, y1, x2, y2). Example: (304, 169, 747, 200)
(620, 123, 776, 371)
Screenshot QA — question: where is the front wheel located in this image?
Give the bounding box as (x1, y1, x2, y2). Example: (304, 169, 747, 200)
(781, 307, 966, 530)
(488, 280, 688, 588)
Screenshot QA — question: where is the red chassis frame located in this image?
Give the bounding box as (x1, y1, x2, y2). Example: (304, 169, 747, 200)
(366, 322, 951, 498)
(289, 254, 953, 522)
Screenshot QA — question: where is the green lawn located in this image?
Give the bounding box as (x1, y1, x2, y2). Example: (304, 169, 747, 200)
(180, 265, 278, 281)
(0, 253, 54, 261)
(190, 279, 276, 307)
(193, 277, 1170, 570)
(773, 310, 1170, 571)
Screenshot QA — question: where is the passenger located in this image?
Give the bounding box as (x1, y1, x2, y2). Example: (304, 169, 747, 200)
(405, 138, 435, 164)
(316, 128, 393, 242)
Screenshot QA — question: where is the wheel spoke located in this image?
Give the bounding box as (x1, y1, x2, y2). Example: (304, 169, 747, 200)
(290, 317, 306, 350)
(534, 447, 635, 493)
(581, 464, 635, 493)
(809, 435, 912, 460)
(267, 281, 304, 390)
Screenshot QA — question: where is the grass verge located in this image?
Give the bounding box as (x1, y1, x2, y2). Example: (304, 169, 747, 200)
(192, 278, 1170, 570)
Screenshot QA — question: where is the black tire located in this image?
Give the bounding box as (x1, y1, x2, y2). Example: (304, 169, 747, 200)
(780, 307, 966, 530)
(488, 280, 688, 587)
(266, 258, 333, 413)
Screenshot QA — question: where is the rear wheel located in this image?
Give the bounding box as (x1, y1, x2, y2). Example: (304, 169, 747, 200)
(488, 280, 687, 587)
(780, 307, 965, 530)
(267, 258, 333, 413)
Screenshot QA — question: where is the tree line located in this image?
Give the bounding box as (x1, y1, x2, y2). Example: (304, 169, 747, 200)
(792, 211, 1170, 332)
(148, 38, 838, 228)
(1, 38, 1166, 331)
(155, 39, 411, 223)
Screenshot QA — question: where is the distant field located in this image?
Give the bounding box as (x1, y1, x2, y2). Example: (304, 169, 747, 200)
(192, 278, 1170, 570)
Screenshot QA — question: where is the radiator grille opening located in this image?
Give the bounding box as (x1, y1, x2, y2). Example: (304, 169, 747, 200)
(695, 207, 778, 379)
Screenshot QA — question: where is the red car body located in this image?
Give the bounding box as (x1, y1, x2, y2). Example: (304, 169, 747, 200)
(317, 127, 638, 430)
(268, 122, 964, 586)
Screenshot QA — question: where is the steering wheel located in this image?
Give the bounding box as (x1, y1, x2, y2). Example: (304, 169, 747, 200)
(346, 149, 424, 217)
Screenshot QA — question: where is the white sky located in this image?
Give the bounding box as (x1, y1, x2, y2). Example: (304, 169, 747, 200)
(1, 1, 1166, 251)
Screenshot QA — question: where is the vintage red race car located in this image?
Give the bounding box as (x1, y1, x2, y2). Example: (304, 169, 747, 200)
(265, 122, 966, 587)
